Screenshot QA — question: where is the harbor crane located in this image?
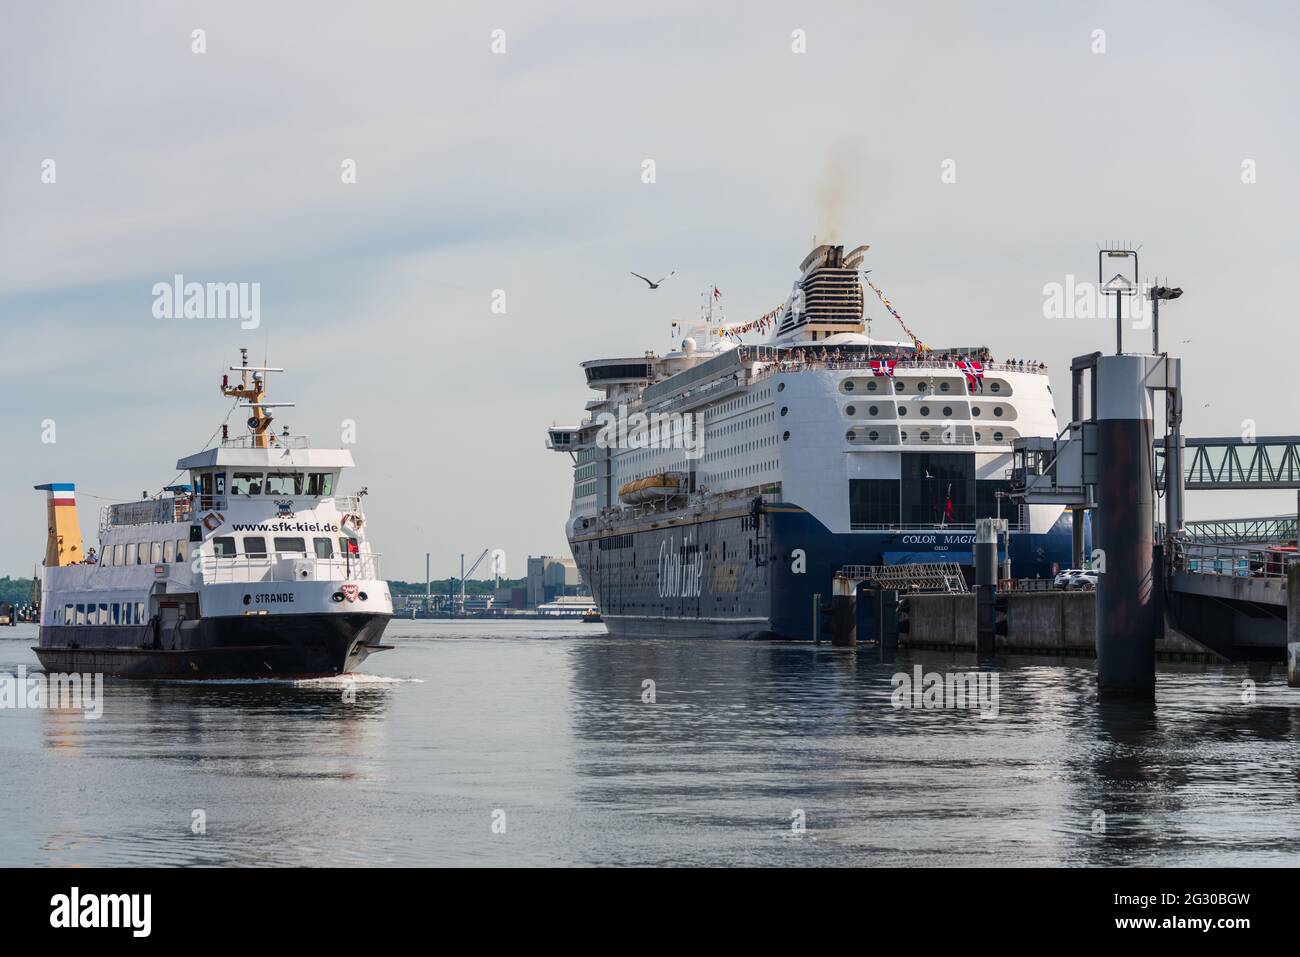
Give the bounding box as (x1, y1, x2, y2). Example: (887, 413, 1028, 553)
(458, 548, 493, 616)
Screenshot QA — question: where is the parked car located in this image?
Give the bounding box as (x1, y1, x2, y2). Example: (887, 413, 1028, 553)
(1054, 569, 1084, 589)
(1068, 571, 1098, 590)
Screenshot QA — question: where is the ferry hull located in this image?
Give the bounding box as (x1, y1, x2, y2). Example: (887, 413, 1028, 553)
(34, 612, 392, 679)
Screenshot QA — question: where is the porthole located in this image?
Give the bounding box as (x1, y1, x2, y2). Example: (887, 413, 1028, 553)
(972, 407, 982, 417)
(845, 405, 856, 416)
(993, 431, 1004, 442)
(783, 431, 790, 441)
(917, 381, 928, 392)
(781, 406, 789, 416)
(939, 382, 951, 393)
(866, 381, 878, 392)
(920, 406, 930, 417)
(869, 405, 878, 415)
(990, 382, 1001, 393)
(895, 381, 906, 393)
(898, 406, 907, 416)
(843, 380, 854, 392)
(994, 406, 1003, 417)
(868, 430, 879, 441)
(942, 406, 953, 416)
(974, 431, 982, 442)
(777, 382, 785, 392)
(900, 431, 909, 442)
(920, 431, 931, 442)
(846, 430, 856, 442)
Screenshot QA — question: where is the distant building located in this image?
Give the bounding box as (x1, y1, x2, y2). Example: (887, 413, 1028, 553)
(527, 555, 585, 608)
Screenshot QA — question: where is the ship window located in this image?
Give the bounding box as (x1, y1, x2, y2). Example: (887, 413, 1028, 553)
(112, 603, 122, 625)
(869, 430, 880, 441)
(846, 430, 857, 442)
(136, 542, 149, 564)
(265, 472, 304, 496)
(920, 406, 930, 417)
(917, 381, 928, 392)
(113, 544, 124, 566)
(866, 381, 877, 392)
(340, 537, 358, 556)
(898, 406, 907, 416)
(940, 382, 951, 393)
(845, 406, 856, 416)
(162, 540, 174, 563)
(176, 539, 188, 562)
(64, 604, 74, 625)
(990, 382, 1001, 393)
(307, 472, 334, 496)
(135, 602, 145, 623)
(782, 432, 790, 441)
(150, 542, 163, 564)
(122, 603, 132, 625)
(972, 406, 982, 416)
(994, 431, 1005, 443)
(849, 479, 900, 527)
(994, 406, 1003, 417)
(99, 603, 109, 625)
(211, 536, 237, 557)
(274, 537, 307, 554)
(75, 603, 86, 625)
(231, 471, 264, 495)
(243, 536, 268, 558)
(313, 537, 334, 559)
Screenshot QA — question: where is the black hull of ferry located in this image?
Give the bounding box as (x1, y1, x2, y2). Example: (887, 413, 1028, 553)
(33, 612, 392, 679)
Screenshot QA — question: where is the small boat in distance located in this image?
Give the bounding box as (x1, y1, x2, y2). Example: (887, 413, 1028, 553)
(33, 350, 393, 678)
(582, 609, 603, 623)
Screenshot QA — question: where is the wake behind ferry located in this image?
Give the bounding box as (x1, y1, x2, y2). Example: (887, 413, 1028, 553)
(548, 242, 1081, 641)
(33, 351, 393, 678)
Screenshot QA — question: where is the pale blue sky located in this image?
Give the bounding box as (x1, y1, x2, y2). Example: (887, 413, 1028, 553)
(3, 1, 1299, 579)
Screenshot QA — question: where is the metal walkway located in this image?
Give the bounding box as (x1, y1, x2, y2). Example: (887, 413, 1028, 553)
(1158, 436, 1300, 489)
(839, 563, 968, 594)
(1181, 515, 1296, 545)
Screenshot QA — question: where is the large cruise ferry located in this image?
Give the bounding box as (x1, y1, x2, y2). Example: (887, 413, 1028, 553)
(33, 352, 393, 677)
(547, 243, 1079, 640)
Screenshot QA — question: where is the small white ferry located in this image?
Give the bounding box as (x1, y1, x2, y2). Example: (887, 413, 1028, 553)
(34, 351, 393, 678)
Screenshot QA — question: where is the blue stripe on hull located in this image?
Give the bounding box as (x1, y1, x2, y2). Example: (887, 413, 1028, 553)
(577, 504, 1085, 641)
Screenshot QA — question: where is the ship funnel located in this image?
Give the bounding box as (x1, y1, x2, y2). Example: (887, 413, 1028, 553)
(34, 483, 85, 567)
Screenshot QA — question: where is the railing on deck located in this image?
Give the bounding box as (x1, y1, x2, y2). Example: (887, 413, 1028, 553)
(220, 434, 311, 449)
(1175, 542, 1292, 580)
(199, 552, 381, 584)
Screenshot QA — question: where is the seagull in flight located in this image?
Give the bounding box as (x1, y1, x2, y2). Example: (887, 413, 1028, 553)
(630, 270, 675, 290)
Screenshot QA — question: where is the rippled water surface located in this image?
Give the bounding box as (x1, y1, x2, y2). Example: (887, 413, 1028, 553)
(1, 619, 1298, 866)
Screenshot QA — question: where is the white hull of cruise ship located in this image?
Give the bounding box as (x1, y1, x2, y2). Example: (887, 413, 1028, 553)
(549, 243, 1081, 641)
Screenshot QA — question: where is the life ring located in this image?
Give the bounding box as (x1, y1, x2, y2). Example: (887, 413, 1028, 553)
(201, 511, 225, 531)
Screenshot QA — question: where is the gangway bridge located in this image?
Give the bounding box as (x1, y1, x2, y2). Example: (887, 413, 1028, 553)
(1009, 351, 1300, 678)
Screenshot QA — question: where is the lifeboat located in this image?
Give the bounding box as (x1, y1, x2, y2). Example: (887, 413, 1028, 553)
(618, 472, 686, 504)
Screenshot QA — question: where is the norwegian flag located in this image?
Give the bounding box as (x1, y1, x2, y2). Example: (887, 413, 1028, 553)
(956, 359, 985, 392)
(869, 360, 897, 378)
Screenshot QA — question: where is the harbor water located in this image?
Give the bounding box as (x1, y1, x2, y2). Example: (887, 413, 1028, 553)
(2, 619, 1298, 867)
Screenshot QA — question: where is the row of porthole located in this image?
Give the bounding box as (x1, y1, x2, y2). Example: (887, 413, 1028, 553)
(845, 404, 1008, 418)
(846, 429, 1009, 443)
(843, 379, 1005, 395)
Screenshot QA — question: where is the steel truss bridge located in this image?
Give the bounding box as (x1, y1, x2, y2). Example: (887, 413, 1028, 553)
(1158, 435, 1300, 490)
